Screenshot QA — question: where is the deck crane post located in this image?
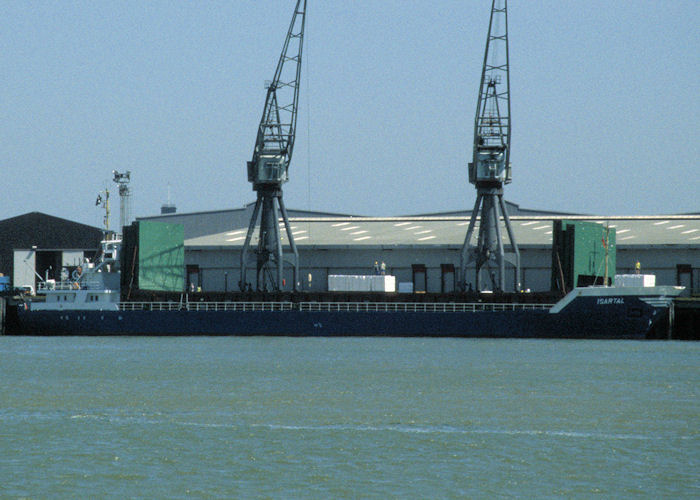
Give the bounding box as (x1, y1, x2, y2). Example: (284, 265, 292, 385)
(460, 0, 521, 292)
(239, 0, 306, 292)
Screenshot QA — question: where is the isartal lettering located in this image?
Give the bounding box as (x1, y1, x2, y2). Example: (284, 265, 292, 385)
(597, 297, 624, 305)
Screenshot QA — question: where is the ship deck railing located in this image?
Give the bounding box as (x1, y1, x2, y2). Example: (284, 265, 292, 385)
(117, 301, 554, 313)
(38, 279, 112, 291)
(297, 302, 554, 312)
(119, 301, 295, 312)
(38, 281, 82, 291)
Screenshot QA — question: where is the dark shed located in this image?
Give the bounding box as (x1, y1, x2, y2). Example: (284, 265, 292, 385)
(0, 212, 104, 285)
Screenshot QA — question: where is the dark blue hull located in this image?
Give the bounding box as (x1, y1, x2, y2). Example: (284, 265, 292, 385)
(13, 296, 667, 339)
(13, 286, 678, 338)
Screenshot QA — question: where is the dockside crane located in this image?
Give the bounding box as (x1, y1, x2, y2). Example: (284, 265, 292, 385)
(239, 0, 306, 292)
(460, 0, 521, 292)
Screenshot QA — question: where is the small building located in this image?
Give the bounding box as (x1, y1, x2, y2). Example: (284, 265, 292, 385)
(0, 212, 105, 292)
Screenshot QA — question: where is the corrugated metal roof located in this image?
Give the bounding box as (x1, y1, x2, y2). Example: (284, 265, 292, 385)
(186, 215, 700, 249)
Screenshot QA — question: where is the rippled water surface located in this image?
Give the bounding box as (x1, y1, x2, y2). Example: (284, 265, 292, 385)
(1, 337, 698, 498)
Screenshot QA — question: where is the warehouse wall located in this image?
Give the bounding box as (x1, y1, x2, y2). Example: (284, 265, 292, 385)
(617, 247, 699, 289)
(186, 246, 552, 293)
(183, 244, 698, 294)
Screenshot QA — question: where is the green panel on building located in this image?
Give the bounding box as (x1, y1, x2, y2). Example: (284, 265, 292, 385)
(138, 221, 185, 292)
(552, 220, 616, 292)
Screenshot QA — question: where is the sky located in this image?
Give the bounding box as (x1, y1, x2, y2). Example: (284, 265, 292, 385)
(1, 0, 698, 229)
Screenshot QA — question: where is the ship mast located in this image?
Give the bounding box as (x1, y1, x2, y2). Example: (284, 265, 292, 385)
(239, 0, 306, 292)
(460, 0, 521, 292)
(96, 187, 110, 232)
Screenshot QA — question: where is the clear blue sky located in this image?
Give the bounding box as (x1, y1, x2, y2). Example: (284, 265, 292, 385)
(2, 1, 698, 228)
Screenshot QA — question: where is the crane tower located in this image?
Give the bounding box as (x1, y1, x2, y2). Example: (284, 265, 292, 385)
(460, 0, 521, 292)
(112, 170, 132, 232)
(239, 0, 306, 292)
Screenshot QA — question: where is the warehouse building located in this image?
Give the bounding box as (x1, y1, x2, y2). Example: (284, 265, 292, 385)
(139, 203, 700, 295)
(0, 212, 104, 293)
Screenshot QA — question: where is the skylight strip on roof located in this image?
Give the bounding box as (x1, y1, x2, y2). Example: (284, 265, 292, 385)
(340, 226, 360, 231)
(418, 235, 436, 241)
(353, 236, 372, 241)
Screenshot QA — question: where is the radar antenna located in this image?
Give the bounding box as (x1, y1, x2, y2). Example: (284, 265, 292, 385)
(239, 0, 306, 292)
(460, 0, 521, 292)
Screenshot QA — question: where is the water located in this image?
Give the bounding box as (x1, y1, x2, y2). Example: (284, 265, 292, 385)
(1, 337, 698, 498)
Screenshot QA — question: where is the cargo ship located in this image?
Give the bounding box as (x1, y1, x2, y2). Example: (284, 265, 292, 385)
(10, 238, 684, 338)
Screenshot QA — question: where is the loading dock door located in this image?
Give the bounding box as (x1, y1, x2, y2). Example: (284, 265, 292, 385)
(35, 251, 61, 281)
(412, 264, 427, 293)
(677, 264, 692, 291)
(187, 265, 201, 292)
(441, 264, 455, 293)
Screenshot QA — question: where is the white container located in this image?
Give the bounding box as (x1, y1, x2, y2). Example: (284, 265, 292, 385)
(369, 275, 396, 292)
(615, 274, 656, 287)
(328, 275, 395, 292)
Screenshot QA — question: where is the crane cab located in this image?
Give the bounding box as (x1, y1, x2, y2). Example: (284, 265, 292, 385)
(469, 147, 512, 185)
(248, 154, 288, 186)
